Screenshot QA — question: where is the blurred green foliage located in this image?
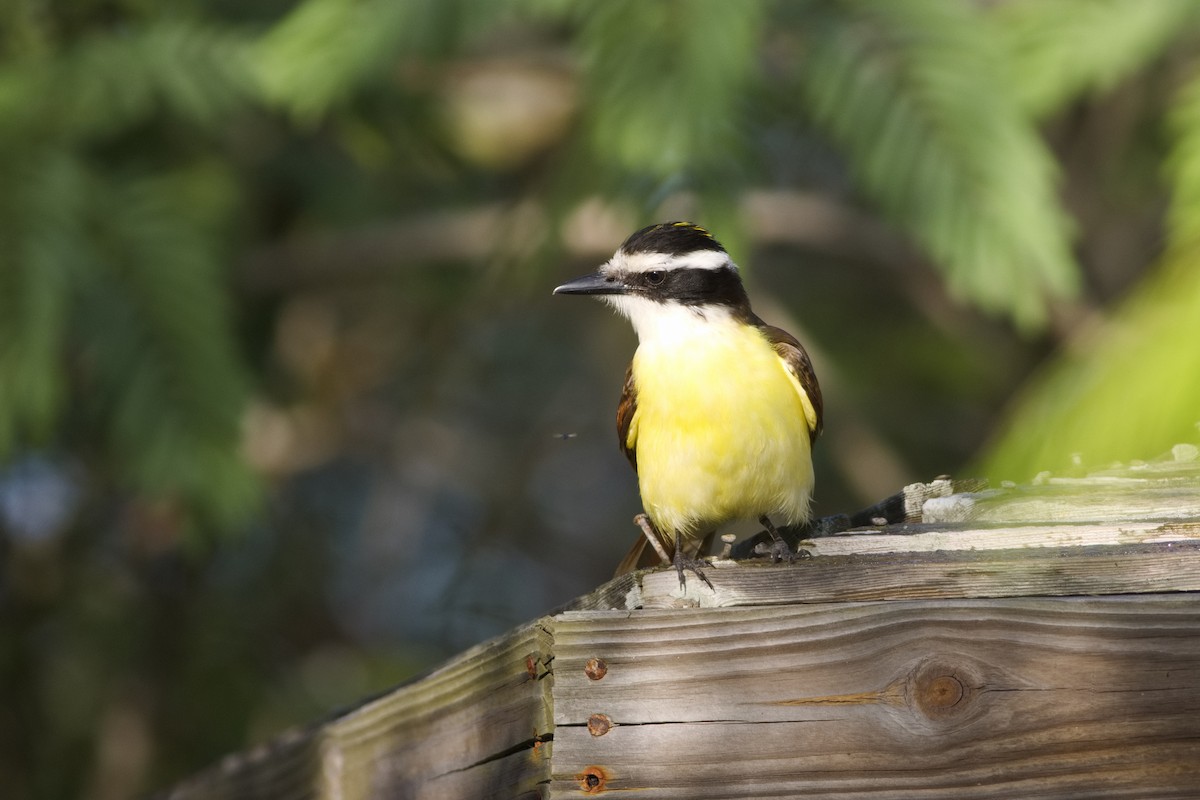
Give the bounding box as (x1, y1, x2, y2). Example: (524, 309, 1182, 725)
(798, 0, 1078, 328)
(0, 15, 258, 534)
(2, 0, 1200, 798)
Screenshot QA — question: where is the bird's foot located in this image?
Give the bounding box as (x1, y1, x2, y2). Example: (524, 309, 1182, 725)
(756, 515, 800, 564)
(750, 539, 812, 561)
(753, 537, 795, 564)
(672, 549, 714, 591)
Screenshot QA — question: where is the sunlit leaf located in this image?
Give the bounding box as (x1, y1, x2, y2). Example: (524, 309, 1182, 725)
(577, 0, 765, 179)
(981, 60, 1200, 477)
(995, 0, 1199, 118)
(254, 0, 502, 122)
(979, 251, 1200, 479)
(796, 0, 1079, 328)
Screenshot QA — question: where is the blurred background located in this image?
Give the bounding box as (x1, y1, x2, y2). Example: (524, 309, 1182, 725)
(4, 1, 1200, 797)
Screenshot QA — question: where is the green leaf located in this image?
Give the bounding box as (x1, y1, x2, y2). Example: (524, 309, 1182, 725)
(796, 0, 1079, 328)
(979, 251, 1200, 479)
(577, 0, 766, 179)
(994, 0, 1199, 118)
(75, 169, 258, 528)
(0, 20, 256, 143)
(254, 0, 499, 122)
(0, 151, 86, 454)
(981, 58, 1200, 477)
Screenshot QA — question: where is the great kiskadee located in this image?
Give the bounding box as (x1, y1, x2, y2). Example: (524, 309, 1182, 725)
(554, 221, 823, 586)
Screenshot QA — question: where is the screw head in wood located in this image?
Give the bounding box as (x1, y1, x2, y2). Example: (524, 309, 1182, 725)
(577, 765, 608, 793)
(587, 713, 612, 736)
(584, 657, 608, 680)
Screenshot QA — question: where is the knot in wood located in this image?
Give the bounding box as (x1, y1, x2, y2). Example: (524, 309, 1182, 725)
(921, 675, 964, 709)
(577, 765, 609, 793)
(587, 713, 612, 736)
(911, 660, 974, 720)
(585, 657, 608, 680)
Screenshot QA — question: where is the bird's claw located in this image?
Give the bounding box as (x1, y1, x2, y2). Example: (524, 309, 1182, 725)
(673, 553, 714, 591)
(754, 538, 795, 564)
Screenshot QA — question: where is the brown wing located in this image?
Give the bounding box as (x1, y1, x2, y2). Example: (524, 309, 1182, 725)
(615, 362, 638, 471)
(613, 363, 652, 576)
(760, 324, 823, 443)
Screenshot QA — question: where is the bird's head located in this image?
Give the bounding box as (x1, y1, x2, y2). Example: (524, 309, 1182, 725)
(553, 222, 752, 338)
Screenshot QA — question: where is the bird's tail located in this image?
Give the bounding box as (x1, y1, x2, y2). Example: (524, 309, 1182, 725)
(613, 534, 670, 577)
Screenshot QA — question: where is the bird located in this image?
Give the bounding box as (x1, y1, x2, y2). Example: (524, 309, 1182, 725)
(553, 221, 823, 587)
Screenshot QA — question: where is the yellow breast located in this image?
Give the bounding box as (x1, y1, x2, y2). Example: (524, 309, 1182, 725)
(628, 318, 815, 540)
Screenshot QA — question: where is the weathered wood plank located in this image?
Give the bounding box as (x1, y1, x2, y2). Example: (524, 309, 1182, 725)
(806, 520, 1200, 556)
(158, 462, 1200, 798)
(555, 572, 642, 614)
(914, 450, 1200, 525)
(549, 595, 1200, 798)
(320, 620, 554, 800)
(635, 541, 1200, 610)
(162, 621, 555, 800)
(552, 722, 1199, 799)
(923, 481, 1200, 524)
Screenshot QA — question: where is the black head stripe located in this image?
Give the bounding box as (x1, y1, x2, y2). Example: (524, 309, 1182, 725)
(619, 221, 727, 257)
(632, 265, 750, 310)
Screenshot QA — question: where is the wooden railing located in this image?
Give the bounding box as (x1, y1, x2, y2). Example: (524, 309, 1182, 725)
(162, 449, 1200, 799)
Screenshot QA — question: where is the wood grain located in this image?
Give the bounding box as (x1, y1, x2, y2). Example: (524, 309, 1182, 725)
(915, 454, 1200, 525)
(925, 481, 1200, 525)
(549, 595, 1200, 798)
(158, 464, 1200, 799)
(806, 520, 1200, 556)
(161, 622, 554, 800)
(325, 621, 554, 800)
(635, 541, 1200, 610)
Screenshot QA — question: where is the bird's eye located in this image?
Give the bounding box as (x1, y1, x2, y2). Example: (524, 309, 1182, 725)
(645, 271, 665, 286)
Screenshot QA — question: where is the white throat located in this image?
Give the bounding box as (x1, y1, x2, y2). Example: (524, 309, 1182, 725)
(605, 295, 737, 345)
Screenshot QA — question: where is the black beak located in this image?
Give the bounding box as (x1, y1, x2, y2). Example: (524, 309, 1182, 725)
(553, 271, 626, 296)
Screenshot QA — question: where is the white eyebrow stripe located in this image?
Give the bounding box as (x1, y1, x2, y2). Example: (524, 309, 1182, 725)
(614, 248, 733, 273)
